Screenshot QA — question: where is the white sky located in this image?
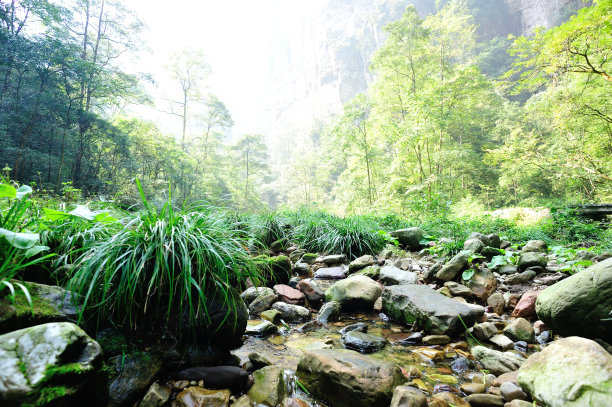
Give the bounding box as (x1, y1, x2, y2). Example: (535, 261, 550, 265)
(121, 0, 325, 136)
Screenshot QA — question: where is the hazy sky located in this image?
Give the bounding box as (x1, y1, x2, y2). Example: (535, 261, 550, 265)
(121, 0, 325, 136)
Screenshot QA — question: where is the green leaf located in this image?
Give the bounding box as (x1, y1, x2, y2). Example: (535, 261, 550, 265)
(24, 245, 50, 258)
(94, 212, 119, 224)
(43, 208, 71, 222)
(69, 205, 96, 220)
(15, 185, 32, 199)
(487, 255, 507, 270)
(0, 228, 40, 249)
(462, 269, 475, 280)
(0, 184, 16, 198)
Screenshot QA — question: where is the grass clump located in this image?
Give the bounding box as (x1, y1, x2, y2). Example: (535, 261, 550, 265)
(64, 180, 261, 336)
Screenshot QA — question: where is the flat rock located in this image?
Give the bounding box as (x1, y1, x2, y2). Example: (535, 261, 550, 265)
(320, 254, 347, 265)
(247, 366, 286, 406)
(518, 252, 547, 271)
(380, 266, 418, 285)
(471, 346, 525, 375)
(489, 334, 515, 351)
(176, 387, 230, 407)
(245, 320, 277, 336)
(325, 275, 382, 311)
(464, 393, 505, 406)
(314, 266, 346, 279)
(273, 284, 305, 305)
(390, 386, 427, 407)
(349, 255, 375, 273)
(271, 302, 310, 322)
(342, 331, 388, 353)
(435, 250, 470, 282)
(503, 318, 534, 343)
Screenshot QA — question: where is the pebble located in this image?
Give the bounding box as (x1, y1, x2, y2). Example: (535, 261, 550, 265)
(422, 335, 451, 345)
(450, 357, 470, 373)
(464, 393, 505, 406)
(536, 330, 551, 344)
(500, 382, 529, 402)
(489, 334, 514, 350)
(460, 382, 486, 394)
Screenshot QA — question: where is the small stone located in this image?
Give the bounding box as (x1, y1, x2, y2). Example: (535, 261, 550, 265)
(301, 253, 318, 264)
(533, 320, 547, 335)
(175, 387, 231, 407)
(438, 286, 452, 297)
(536, 331, 551, 344)
(342, 331, 388, 353)
(489, 334, 515, 351)
(487, 293, 506, 315)
(464, 393, 505, 406)
(460, 382, 486, 394)
(499, 382, 528, 402)
(473, 322, 498, 341)
(472, 346, 525, 375)
(273, 284, 305, 305)
(464, 238, 485, 253)
(429, 392, 470, 407)
(422, 335, 451, 345)
(521, 240, 547, 253)
(314, 266, 346, 279)
(444, 281, 472, 297)
(320, 254, 347, 265)
(503, 318, 535, 343)
(140, 383, 171, 407)
(245, 320, 277, 336)
(317, 301, 341, 323)
(297, 279, 324, 305)
(260, 309, 282, 324)
(339, 322, 368, 335)
(497, 264, 518, 275)
(373, 297, 383, 311)
(288, 276, 301, 288)
(271, 302, 310, 322)
(247, 366, 286, 406)
(504, 400, 535, 407)
(348, 255, 376, 273)
(518, 252, 547, 271)
(248, 352, 272, 369)
(491, 371, 518, 387)
(511, 290, 540, 318)
(451, 357, 471, 373)
(390, 385, 427, 407)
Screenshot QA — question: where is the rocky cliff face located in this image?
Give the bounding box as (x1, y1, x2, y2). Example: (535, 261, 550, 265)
(505, 0, 589, 35)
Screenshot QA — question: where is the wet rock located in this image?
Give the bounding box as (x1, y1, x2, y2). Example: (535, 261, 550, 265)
(451, 357, 471, 373)
(473, 322, 498, 341)
(532, 320, 547, 335)
(320, 254, 347, 265)
(260, 309, 282, 324)
(245, 320, 277, 336)
(464, 393, 505, 406)
(140, 382, 171, 407)
(464, 238, 485, 253)
(435, 250, 470, 282)
(503, 318, 534, 343)
(536, 331, 551, 344)
(349, 255, 375, 273)
(518, 336, 612, 407)
(464, 268, 498, 301)
(0, 322, 102, 407)
(487, 293, 506, 315)
(316, 301, 340, 324)
(233, 395, 255, 407)
(444, 281, 472, 297)
(489, 334, 515, 351)
(293, 262, 310, 276)
(273, 284, 305, 305)
(390, 228, 425, 251)
(176, 387, 230, 407)
(243, 287, 277, 315)
(247, 366, 286, 406)
(491, 371, 518, 387)
(518, 253, 547, 271)
(314, 266, 346, 279)
(342, 331, 388, 353)
(301, 253, 318, 264)
(108, 350, 162, 407)
(296, 349, 404, 407)
(535, 257, 612, 341)
(500, 382, 528, 402)
(325, 275, 382, 311)
(460, 382, 486, 394)
(397, 332, 423, 346)
(521, 240, 547, 253)
(282, 397, 310, 407)
(429, 392, 470, 407)
(297, 279, 324, 305)
(511, 290, 540, 318)
(382, 285, 480, 335)
(482, 246, 504, 260)
(289, 249, 306, 263)
(504, 400, 534, 407)
(390, 385, 427, 407)
(380, 266, 418, 285)
(271, 302, 310, 322)
(373, 297, 383, 311)
(513, 341, 528, 353)
(471, 346, 525, 375)
(496, 264, 518, 275)
(339, 322, 368, 335)
(422, 335, 450, 345)
(356, 265, 380, 279)
(288, 277, 301, 289)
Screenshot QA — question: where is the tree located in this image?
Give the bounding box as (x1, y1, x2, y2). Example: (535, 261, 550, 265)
(230, 134, 269, 210)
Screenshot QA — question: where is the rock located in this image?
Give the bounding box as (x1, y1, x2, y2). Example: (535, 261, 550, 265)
(492, 371, 518, 387)
(511, 290, 540, 318)
(435, 250, 470, 282)
(342, 331, 388, 353)
(464, 268, 498, 301)
(482, 246, 504, 260)
(518, 336, 612, 407)
(473, 322, 498, 341)
(245, 320, 277, 336)
(444, 281, 472, 297)
(0, 322, 102, 407)
(373, 297, 383, 311)
(271, 302, 310, 322)
(356, 265, 380, 279)
(260, 309, 282, 324)
(242, 287, 276, 305)
(389, 228, 425, 251)
(296, 349, 404, 407)
(320, 254, 347, 265)
(429, 392, 470, 407)
(233, 395, 255, 407)
(487, 234, 502, 249)
(273, 284, 305, 305)
(521, 240, 547, 253)
(176, 387, 230, 407)
(247, 366, 286, 406)
(451, 357, 471, 373)
(422, 335, 450, 345)
(109, 351, 162, 406)
(293, 262, 310, 276)
(349, 255, 375, 273)
(301, 253, 318, 264)
(249, 352, 272, 370)
(518, 252, 547, 271)
(472, 346, 525, 375)
(297, 279, 324, 305)
(464, 238, 485, 253)
(289, 249, 306, 263)
(288, 277, 301, 289)
(503, 318, 535, 343)
(438, 286, 452, 297)
(382, 285, 480, 335)
(243, 287, 277, 315)
(317, 301, 341, 323)
(464, 393, 505, 406)
(0, 282, 80, 334)
(140, 382, 171, 407)
(500, 240, 512, 249)
(174, 366, 248, 392)
(535, 258, 612, 341)
(253, 255, 292, 286)
(496, 264, 518, 275)
(460, 382, 486, 394)
(499, 382, 528, 402)
(533, 320, 547, 335)
(339, 322, 368, 335)
(379, 266, 418, 285)
(505, 271, 535, 285)
(489, 334, 515, 351)
(487, 293, 506, 315)
(504, 400, 534, 407)
(390, 385, 427, 407)
(325, 275, 382, 311)
(282, 398, 310, 407)
(314, 266, 346, 279)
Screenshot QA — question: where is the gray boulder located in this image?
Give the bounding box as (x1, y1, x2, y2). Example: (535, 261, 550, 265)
(317, 301, 341, 324)
(325, 275, 382, 311)
(521, 240, 547, 253)
(464, 238, 485, 253)
(518, 252, 547, 271)
(271, 302, 310, 322)
(379, 266, 418, 285)
(471, 346, 525, 375)
(109, 351, 162, 407)
(536, 258, 612, 341)
(381, 285, 481, 335)
(348, 255, 375, 273)
(390, 228, 425, 251)
(342, 331, 388, 353)
(435, 250, 470, 282)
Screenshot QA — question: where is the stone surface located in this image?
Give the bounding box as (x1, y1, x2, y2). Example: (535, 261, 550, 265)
(503, 318, 535, 343)
(271, 302, 310, 322)
(464, 393, 505, 406)
(487, 292, 506, 315)
(140, 382, 171, 407)
(380, 266, 418, 285)
(273, 284, 305, 305)
(317, 301, 341, 323)
(518, 336, 612, 407)
(247, 366, 286, 406)
(464, 268, 498, 301)
(511, 290, 540, 318)
(489, 334, 515, 351)
(253, 255, 292, 286)
(422, 335, 450, 345)
(389, 385, 427, 407)
(296, 349, 404, 407)
(435, 250, 470, 282)
(473, 322, 498, 340)
(496, 264, 518, 275)
(242, 287, 276, 305)
(325, 275, 382, 310)
(518, 252, 547, 271)
(175, 387, 230, 407)
(245, 320, 278, 336)
(297, 279, 324, 305)
(314, 266, 346, 279)
(499, 382, 528, 402)
(342, 331, 388, 353)
(535, 257, 612, 341)
(429, 392, 470, 407)
(382, 285, 480, 335)
(109, 350, 162, 406)
(460, 382, 486, 394)
(244, 288, 277, 315)
(471, 346, 525, 375)
(521, 240, 547, 253)
(320, 254, 347, 265)
(173, 366, 248, 393)
(348, 255, 376, 273)
(260, 309, 282, 325)
(389, 228, 425, 251)
(0, 322, 102, 406)
(444, 281, 472, 297)
(464, 238, 485, 253)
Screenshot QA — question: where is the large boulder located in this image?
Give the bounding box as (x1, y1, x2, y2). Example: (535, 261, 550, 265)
(390, 228, 425, 251)
(325, 275, 382, 311)
(535, 258, 612, 341)
(247, 366, 286, 406)
(296, 349, 404, 407)
(381, 285, 480, 335)
(435, 250, 470, 282)
(518, 337, 612, 407)
(253, 255, 292, 286)
(379, 266, 418, 285)
(518, 252, 547, 271)
(0, 322, 103, 407)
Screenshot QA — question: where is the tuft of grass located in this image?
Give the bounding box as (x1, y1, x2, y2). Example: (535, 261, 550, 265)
(64, 180, 262, 336)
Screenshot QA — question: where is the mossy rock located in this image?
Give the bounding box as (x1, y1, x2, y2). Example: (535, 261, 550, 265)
(253, 255, 292, 286)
